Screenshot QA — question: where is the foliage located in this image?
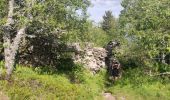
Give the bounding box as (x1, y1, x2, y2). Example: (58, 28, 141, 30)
(101, 11, 117, 34)
(86, 25, 111, 47)
(106, 67, 170, 100)
(119, 0, 170, 66)
(0, 0, 170, 99)
(0, 0, 7, 47)
(0, 0, 92, 69)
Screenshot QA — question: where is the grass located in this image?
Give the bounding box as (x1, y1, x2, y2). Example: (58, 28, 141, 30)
(0, 63, 106, 100)
(0, 62, 170, 100)
(106, 67, 170, 100)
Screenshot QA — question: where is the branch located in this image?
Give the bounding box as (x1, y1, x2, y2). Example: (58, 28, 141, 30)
(11, 27, 26, 53)
(150, 72, 170, 76)
(6, 0, 14, 26)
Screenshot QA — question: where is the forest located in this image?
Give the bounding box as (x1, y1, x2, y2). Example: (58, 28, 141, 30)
(0, 0, 170, 100)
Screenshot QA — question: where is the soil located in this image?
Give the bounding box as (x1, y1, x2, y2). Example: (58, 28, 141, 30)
(0, 91, 9, 100)
(103, 92, 126, 100)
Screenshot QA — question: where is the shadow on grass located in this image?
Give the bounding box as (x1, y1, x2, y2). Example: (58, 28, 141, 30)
(32, 58, 85, 84)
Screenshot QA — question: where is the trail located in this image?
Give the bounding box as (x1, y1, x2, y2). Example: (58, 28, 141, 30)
(0, 91, 9, 100)
(103, 92, 126, 100)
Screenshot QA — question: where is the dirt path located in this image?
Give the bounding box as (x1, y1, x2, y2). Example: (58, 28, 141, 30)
(103, 93, 116, 100)
(103, 92, 126, 100)
(0, 91, 9, 100)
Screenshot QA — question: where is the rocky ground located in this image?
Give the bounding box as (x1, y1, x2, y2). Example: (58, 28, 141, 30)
(0, 91, 9, 100)
(103, 92, 126, 100)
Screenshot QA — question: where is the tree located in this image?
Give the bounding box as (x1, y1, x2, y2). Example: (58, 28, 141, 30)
(119, 0, 170, 66)
(101, 10, 117, 34)
(0, 0, 90, 79)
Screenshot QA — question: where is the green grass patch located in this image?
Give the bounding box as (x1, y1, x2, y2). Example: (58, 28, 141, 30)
(0, 64, 106, 100)
(106, 68, 170, 100)
(0, 62, 170, 100)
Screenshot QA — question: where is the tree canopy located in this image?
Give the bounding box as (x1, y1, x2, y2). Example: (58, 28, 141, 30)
(120, 0, 170, 62)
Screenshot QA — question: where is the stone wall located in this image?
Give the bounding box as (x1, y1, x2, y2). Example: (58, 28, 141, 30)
(72, 43, 107, 73)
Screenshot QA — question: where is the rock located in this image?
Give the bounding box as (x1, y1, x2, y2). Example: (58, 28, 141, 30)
(103, 93, 116, 100)
(71, 41, 120, 74)
(72, 43, 107, 73)
(0, 91, 9, 100)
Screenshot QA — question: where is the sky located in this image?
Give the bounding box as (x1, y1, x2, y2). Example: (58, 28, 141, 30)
(87, 0, 123, 23)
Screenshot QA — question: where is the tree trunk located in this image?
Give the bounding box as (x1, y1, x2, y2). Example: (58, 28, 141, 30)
(4, 28, 26, 79)
(3, 0, 14, 79)
(4, 48, 15, 79)
(161, 52, 166, 64)
(3, 0, 26, 79)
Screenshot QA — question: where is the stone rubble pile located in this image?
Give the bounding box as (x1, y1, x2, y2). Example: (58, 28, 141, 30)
(72, 43, 107, 73)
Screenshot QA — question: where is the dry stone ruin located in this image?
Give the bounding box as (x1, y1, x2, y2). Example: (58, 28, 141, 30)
(70, 41, 120, 73)
(72, 43, 107, 73)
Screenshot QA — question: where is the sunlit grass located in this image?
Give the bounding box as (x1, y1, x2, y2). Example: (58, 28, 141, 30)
(0, 63, 170, 100)
(0, 64, 105, 100)
(107, 68, 170, 100)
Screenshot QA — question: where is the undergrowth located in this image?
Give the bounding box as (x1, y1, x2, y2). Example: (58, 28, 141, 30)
(0, 63, 106, 100)
(106, 67, 170, 100)
(0, 62, 170, 100)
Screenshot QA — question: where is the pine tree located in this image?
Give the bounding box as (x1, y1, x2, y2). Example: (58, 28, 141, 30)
(101, 11, 116, 33)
